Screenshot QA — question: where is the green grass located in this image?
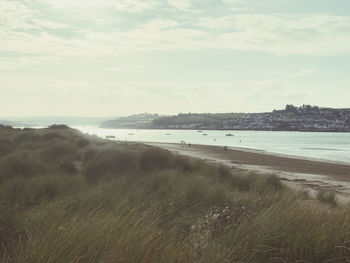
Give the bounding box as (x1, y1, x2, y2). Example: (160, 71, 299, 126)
(316, 189, 339, 207)
(1, 125, 350, 262)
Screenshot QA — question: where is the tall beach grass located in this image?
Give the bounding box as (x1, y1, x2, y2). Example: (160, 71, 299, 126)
(1, 124, 350, 262)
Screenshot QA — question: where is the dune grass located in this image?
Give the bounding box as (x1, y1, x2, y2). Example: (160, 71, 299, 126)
(1, 124, 350, 262)
(316, 189, 339, 207)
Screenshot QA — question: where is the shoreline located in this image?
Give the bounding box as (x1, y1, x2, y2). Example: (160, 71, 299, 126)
(146, 142, 350, 179)
(146, 142, 350, 201)
(145, 141, 350, 167)
(76, 126, 350, 164)
(99, 126, 350, 133)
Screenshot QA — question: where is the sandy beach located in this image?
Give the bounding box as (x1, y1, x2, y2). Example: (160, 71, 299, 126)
(147, 142, 350, 200)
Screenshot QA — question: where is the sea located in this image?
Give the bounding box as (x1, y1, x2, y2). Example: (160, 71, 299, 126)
(74, 126, 350, 164)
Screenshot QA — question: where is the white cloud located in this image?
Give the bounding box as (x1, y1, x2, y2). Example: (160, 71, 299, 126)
(113, 0, 158, 13)
(141, 19, 180, 30)
(90, 14, 350, 55)
(168, 0, 193, 11)
(0, 30, 80, 55)
(3, 1, 350, 72)
(196, 17, 236, 29)
(195, 14, 350, 55)
(221, 0, 248, 11)
(167, 0, 204, 12)
(0, 56, 54, 70)
(31, 19, 69, 29)
(0, 1, 79, 68)
(39, 0, 158, 12)
(1, 1, 350, 117)
(222, 0, 243, 4)
(0, 1, 37, 30)
(38, 0, 110, 8)
(109, 65, 144, 72)
(82, 18, 205, 51)
(295, 69, 316, 77)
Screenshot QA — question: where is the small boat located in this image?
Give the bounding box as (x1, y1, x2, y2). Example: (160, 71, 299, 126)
(165, 133, 171, 135)
(105, 135, 116, 139)
(197, 130, 203, 133)
(203, 133, 208, 136)
(226, 133, 234, 137)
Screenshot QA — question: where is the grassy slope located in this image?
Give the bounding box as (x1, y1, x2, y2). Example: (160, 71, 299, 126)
(0, 125, 349, 262)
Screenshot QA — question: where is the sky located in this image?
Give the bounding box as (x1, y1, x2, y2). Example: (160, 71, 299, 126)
(1, 0, 350, 117)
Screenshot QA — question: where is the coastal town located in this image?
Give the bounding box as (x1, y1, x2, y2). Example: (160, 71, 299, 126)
(217, 105, 350, 132)
(101, 105, 350, 132)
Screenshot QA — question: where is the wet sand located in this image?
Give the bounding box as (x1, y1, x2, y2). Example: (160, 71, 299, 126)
(146, 142, 350, 200)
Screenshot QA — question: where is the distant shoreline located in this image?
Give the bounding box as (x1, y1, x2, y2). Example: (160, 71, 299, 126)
(100, 105, 350, 132)
(99, 126, 350, 133)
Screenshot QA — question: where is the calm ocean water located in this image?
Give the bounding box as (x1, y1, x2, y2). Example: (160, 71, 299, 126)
(74, 126, 350, 164)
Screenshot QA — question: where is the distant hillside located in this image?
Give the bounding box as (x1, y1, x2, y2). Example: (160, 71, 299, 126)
(101, 105, 350, 132)
(152, 113, 244, 129)
(100, 113, 160, 128)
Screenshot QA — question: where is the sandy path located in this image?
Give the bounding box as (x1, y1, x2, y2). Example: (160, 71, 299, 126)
(146, 142, 350, 202)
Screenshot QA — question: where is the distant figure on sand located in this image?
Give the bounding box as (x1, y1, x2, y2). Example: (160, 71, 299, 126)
(189, 143, 191, 148)
(224, 146, 227, 151)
